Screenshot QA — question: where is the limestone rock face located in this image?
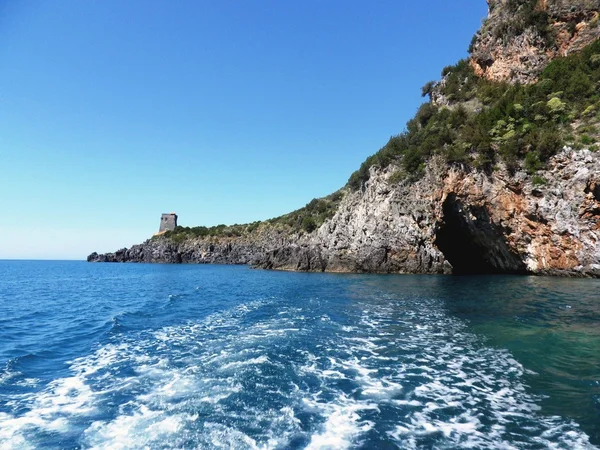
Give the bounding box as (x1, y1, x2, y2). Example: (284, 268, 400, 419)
(87, 0, 600, 276)
(257, 149, 600, 276)
(88, 149, 600, 277)
(470, 0, 600, 84)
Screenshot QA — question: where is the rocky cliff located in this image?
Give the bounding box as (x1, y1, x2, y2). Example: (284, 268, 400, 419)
(88, 0, 600, 277)
(89, 147, 600, 277)
(87, 226, 295, 265)
(470, 0, 600, 83)
(270, 147, 600, 276)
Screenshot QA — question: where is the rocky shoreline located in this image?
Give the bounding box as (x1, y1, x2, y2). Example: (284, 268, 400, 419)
(88, 0, 600, 277)
(89, 148, 600, 277)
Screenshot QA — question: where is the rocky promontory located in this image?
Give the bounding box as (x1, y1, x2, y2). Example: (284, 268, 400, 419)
(89, 0, 600, 277)
(89, 147, 600, 277)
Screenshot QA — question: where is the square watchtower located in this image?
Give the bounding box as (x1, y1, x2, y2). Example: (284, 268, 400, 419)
(159, 213, 178, 232)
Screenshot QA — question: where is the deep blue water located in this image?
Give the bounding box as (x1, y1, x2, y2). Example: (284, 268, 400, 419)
(0, 261, 599, 449)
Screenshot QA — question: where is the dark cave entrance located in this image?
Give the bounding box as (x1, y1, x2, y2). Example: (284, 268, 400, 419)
(434, 194, 527, 275)
(585, 181, 600, 202)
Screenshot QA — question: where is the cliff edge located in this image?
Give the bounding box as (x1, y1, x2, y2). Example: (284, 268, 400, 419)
(89, 0, 600, 277)
(89, 147, 600, 276)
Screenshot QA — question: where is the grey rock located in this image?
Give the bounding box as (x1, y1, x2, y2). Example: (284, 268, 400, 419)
(471, 0, 600, 84)
(89, 148, 600, 277)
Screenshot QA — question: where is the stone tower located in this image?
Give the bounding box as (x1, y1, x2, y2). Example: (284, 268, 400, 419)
(159, 213, 178, 233)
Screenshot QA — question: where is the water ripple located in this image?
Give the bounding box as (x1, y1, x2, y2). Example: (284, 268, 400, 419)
(0, 262, 598, 449)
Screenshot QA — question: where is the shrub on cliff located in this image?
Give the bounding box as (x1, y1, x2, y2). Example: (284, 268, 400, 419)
(347, 39, 600, 190)
(421, 81, 437, 99)
(164, 223, 248, 240)
(490, 0, 553, 45)
(301, 216, 317, 233)
(265, 190, 345, 233)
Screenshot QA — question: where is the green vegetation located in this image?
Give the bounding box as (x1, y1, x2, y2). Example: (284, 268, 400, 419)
(580, 134, 596, 146)
(388, 170, 406, 185)
(348, 39, 600, 190)
(163, 223, 249, 242)
(421, 81, 437, 99)
(161, 38, 600, 241)
(491, 0, 554, 45)
(160, 190, 345, 241)
(267, 191, 344, 232)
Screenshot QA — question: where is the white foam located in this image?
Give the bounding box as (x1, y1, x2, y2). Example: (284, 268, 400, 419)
(0, 368, 19, 385)
(220, 355, 270, 370)
(202, 422, 262, 449)
(0, 300, 280, 448)
(303, 396, 376, 450)
(0, 345, 116, 446)
(85, 406, 196, 450)
(1, 294, 595, 449)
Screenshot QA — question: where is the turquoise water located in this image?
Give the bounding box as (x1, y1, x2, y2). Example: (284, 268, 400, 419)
(0, 260, 598, 449)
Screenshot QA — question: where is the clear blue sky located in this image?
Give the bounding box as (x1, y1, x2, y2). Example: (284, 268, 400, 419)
(0, 0, 487, 259)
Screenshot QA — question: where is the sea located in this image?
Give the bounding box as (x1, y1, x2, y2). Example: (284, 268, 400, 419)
(0, 260, 599, 449)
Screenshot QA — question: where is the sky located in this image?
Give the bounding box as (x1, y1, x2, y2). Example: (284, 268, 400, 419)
(0, 0, 488, 259)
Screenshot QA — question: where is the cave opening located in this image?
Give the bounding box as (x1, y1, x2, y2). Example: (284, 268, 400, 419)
(434, 193, 527, 275)
(585, 181, 600, 202)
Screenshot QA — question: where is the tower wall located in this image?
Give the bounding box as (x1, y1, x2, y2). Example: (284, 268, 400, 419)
(159, 213, 178, 232)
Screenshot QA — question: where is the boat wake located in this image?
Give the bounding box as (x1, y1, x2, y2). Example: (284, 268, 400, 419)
(0, 295, 595, 449)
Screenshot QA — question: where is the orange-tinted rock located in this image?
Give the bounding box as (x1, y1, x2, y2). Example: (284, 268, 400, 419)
(470, 0, 600, 84)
